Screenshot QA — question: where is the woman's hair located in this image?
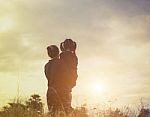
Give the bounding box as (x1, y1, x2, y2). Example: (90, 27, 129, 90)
(47, 45, 59, 58)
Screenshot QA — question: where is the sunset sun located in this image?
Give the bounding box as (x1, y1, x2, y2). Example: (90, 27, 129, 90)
(87, 80, 107, 96)
(92, 83, 104, 93)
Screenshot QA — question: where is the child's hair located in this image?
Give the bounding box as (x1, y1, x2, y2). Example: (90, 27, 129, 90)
(60, 39, 76, 52)
(47, 45, 59, 58)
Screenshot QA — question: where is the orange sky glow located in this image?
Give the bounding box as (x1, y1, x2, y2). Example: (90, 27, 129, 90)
(0, 0, 150, 109)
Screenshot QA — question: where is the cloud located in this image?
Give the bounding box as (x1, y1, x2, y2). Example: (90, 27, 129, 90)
(0, 0, 150, 72)
(0, 0, 150, 105)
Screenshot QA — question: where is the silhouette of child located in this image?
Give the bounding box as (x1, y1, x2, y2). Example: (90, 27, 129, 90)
(45, 40, 78, 114)
(58, 39, 78, 113)
(60, 39, 78, 90)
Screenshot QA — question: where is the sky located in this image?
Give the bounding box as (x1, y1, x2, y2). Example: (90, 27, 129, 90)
(0, 0, 150, 108)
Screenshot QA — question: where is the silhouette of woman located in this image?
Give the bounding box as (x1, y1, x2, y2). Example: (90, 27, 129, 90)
(44, 39, 78, 115)
(44, 45, 61, 115)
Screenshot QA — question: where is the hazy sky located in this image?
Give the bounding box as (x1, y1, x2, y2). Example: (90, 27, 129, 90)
(0, 0, 150, 108)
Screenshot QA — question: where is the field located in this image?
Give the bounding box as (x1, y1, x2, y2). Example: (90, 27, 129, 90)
(0, 94, 149, 117)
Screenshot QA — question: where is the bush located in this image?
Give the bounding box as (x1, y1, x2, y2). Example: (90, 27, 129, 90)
(0, 94, 44, 117)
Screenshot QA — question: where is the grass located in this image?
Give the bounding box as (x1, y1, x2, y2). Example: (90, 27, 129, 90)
(0, 95, 149, 117)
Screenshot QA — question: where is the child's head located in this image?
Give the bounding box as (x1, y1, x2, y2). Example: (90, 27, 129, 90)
(60, 39, 76, 52)
(47, 45, 59, 59)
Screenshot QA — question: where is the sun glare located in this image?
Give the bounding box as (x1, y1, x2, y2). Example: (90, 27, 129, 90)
(92, 83, 103, 93)
(0, 16, 15, 32)
(88, 81, 107, 96)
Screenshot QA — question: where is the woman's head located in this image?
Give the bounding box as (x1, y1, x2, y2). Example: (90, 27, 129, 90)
(47, 45, 59, 58)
